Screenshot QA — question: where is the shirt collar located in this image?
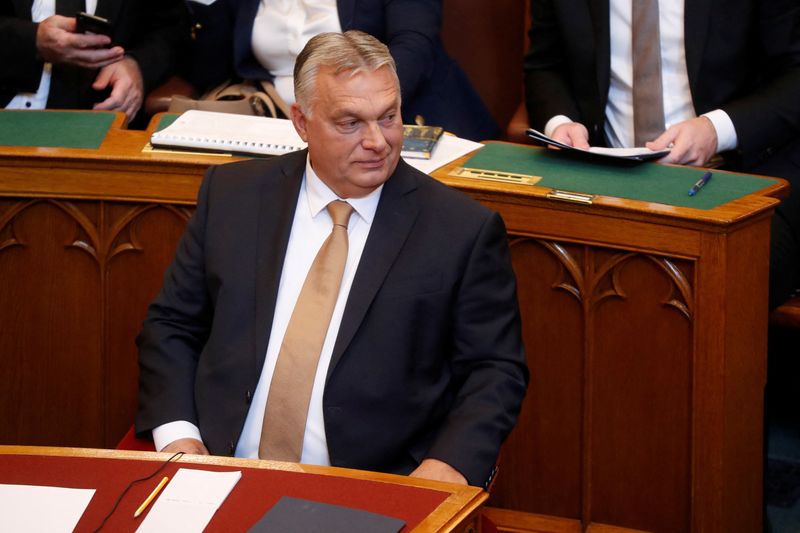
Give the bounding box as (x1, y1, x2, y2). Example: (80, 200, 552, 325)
(303, 156, 382, 224)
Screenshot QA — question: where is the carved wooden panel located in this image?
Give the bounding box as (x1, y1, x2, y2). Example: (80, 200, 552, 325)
(491, 235, 695, 533)
(0, 199, 103, 446)
(0, 198, 191, 448)
(104, 203, 192, 446)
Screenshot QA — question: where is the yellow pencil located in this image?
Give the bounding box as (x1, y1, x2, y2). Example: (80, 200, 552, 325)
(134, 476, 169, 518)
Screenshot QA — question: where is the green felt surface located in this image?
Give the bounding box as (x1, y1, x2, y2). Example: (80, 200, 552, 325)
(0, 110, 116, 149)
(154, 113, 180, 132)
(465, 143, 778, 210)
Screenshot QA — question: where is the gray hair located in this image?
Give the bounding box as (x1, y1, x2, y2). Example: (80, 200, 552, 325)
(293, 30, 400, 114)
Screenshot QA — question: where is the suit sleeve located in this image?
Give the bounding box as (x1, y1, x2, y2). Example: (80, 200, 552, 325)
(0, 13, 45, 94)
(425, 211, 529, 487)
(523, 0, 582, 131)
(382, 0, 440, 102)
(719, 2, 800, 166)
(135, 167, 216, 435)
(122, 0, 191, 93)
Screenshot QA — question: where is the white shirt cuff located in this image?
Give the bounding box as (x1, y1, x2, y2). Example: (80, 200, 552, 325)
(544, 115, 574, 138)
(702, 109, 738, 153)
(151, 420, 203, 452)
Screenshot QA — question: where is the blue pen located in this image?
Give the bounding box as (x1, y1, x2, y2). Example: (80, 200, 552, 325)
(688, 171, 712, 196)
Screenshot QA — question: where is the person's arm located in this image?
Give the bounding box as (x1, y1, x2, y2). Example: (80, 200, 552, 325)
(381, 0, 441, 102)
(698, 2, 800, 166)
(152, 421, 209, 454)
(135, 167, 216, 439)
(523, 0, 583, 134)
(422, 211, 529, 487)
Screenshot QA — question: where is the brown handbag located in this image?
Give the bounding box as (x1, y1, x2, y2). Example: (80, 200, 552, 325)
(168, 79, 292, 118)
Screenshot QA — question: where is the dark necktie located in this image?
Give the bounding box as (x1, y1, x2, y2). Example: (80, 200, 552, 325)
(259, 200, 354, 462)
(632, 0, 665, 146)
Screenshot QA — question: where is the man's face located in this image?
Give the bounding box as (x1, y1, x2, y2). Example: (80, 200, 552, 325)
(290, 65, 403, 198)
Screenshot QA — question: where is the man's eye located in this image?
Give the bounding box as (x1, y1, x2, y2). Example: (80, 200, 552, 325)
(339, 120, 359, 130)
(382, 114, 396, 124)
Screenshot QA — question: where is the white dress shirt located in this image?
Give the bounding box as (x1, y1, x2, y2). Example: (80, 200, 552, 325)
(544, 0, 737, 152)
(250, 0, 341, 104)
(6, 0, 97, 110)
(153, 157, 382, 465)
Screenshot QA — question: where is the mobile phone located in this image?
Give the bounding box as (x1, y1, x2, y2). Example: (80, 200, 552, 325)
(75, 11, 112, 37)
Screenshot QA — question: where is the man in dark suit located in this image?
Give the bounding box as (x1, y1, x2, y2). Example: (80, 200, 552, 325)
(136, 31, 528, 488)
(524, 0, 800, 308)
(1, 0, 189, 121)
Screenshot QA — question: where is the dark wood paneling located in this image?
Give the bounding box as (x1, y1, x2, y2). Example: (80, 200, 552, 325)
(589, 254, 692, 532)
(442, 0, 526, 133)
(0, 200, 103, 446)
(492, 238, 585, 517)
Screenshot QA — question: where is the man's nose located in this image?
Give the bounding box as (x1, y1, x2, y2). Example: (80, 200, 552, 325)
(361, 121, 387, 151)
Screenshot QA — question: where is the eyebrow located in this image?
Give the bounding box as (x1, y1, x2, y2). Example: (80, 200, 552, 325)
(331, 97, 400, 122)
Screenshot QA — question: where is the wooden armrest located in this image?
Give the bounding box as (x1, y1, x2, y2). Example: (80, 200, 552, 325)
(144, 76, 199, 116)
(505, 101, 533, 144)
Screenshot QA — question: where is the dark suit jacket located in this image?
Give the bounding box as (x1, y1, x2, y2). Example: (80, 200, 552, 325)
(0, 0, 189, 109)
(524, 0, 800, 169)
(183, 0, 499, 141)
(136, 150, 529, 487)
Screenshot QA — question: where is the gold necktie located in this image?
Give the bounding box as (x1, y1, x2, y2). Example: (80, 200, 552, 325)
(259, 200, 354, 462)
(632, 0, 665, 146)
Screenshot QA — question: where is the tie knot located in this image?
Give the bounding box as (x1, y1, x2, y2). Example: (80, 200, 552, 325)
(327, 200, 354, 228)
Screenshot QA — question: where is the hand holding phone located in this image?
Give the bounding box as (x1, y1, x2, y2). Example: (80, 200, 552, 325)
(75, 11, 112, 37)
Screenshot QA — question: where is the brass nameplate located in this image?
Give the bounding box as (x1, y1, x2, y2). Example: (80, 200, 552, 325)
(450, 167, 542, 186)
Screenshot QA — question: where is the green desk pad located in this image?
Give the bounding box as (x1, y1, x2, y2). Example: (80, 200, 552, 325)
(154, 113, 180, 132)
(0, 110, 116, 149)
(464, 143, 779, 210)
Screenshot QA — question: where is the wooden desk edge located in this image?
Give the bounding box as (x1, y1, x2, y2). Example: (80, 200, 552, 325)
(433, 142, 787, 228)
(0, 446, 487, 533)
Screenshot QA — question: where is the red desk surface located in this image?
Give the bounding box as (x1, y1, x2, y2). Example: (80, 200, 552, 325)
(0, 453, 450, 532)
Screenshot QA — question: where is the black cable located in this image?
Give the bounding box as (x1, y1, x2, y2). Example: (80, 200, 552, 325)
(92, 451, 184, 532)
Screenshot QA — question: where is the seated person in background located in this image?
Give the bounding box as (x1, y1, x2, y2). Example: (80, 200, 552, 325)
(136, 30, 528, 487)
(182, 0, 499, 141)
(524, 0, 800, 309)
(1, 0, 190, 122)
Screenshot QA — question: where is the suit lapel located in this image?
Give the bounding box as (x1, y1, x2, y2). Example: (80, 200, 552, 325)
(684, 0, 713, 95)
(327, 161, 420, 376)
(253, 151, 306, 373)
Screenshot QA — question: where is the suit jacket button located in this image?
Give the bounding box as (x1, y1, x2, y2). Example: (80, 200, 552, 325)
(229, 441, 235, 455)
(246, 390, 252, 404)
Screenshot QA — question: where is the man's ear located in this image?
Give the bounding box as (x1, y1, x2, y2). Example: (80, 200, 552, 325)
(290, 103, 309, 142)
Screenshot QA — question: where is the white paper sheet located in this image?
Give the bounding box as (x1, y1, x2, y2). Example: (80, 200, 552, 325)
(136, 468, 242, 533)
(0, 484, 95, 533)
(404, 134, 484, 174)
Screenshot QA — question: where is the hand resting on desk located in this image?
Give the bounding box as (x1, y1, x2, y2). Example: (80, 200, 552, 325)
(161, 437, 210, 455)
(409, 458, 467, 485)
(648, 115, 719, 167)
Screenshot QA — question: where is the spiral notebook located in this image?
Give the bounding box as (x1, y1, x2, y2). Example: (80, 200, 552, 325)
(150, 110, 307, 156)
